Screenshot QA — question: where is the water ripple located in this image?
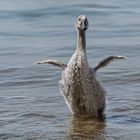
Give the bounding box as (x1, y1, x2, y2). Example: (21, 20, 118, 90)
(0, 0, 140, 139)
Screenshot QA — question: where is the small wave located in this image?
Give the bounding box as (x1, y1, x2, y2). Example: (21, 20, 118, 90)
(101, 69, 140, 86)
(0, 67, 19, 73)
(20, 112, 56, 119)
(0, 133, 21, 140)
(107, 114, 140, 124)
(0, 79, 56, 89)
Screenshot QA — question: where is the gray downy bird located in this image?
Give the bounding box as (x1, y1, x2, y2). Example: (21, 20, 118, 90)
(36, 15, 126, 118)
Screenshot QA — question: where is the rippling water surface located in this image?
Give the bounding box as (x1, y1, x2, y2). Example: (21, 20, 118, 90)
(0, 0, 140, 139)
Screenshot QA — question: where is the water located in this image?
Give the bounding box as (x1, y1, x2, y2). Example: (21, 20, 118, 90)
(0, 0, 140, 139)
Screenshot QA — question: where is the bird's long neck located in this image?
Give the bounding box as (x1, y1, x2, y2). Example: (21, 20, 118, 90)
(76, 29, 86, 53)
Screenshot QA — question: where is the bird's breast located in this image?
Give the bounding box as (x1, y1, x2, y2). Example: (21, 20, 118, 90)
(63, 51, 90, 88)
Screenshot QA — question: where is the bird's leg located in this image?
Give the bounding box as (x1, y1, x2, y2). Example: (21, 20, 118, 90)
(35, 59, 67, 69)
(94, 56, 127, 72)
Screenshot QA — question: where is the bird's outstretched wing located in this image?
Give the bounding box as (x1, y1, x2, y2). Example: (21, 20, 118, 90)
(35, 59, 67, 69)
(94, 56, 127, 72)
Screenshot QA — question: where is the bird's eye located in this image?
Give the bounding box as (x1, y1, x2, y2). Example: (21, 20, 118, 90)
(78, 18, 81, 21)
(84, 19, 88, 25)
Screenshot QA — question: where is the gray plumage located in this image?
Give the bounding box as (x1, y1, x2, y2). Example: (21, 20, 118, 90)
(36, 15, 126, 118)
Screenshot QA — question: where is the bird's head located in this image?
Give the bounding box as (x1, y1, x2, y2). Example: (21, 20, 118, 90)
(76, 15, 89, 31)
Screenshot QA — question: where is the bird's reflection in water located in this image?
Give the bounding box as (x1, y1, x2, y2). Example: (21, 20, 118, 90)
(66, 116, 107, 140)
